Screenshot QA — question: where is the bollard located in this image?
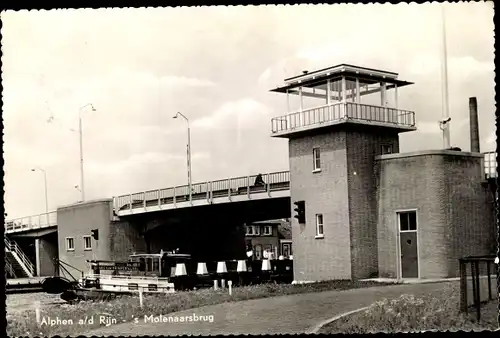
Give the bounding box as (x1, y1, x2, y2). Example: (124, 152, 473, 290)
(217, 261, 227, 274)
(35, 300, 41, 325)
(221, 279, 226, 289)
(228, 280, 232, 296)
(139, 289, 144, 308)
(213, 279, 218, 291)
(197, 262, 208, 275)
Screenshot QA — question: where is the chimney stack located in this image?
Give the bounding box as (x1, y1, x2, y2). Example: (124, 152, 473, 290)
(469, 97, 480, 153)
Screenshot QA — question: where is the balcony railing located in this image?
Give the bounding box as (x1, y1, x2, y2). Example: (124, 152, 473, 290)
(5, 211, 58, 233)
(271, 102, 416, 134)
(114, 171, 291, 212)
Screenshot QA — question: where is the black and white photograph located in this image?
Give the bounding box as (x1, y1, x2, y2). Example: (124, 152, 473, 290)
(2, 2, 498, 336)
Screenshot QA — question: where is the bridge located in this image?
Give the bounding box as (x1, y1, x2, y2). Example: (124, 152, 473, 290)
(4, 151, 497, 235)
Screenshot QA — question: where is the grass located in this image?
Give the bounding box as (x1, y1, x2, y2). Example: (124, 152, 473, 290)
(319, 282, 499, 334)
(6, 279, 393, 337)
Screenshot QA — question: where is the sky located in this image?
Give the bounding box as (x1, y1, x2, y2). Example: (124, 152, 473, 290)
(1, 3, 496, 219)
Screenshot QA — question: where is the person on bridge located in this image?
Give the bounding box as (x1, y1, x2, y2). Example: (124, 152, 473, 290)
(254, 174, 266, 187)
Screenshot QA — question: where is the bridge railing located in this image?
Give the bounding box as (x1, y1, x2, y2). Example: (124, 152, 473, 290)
(113, 171, 291, 212)
(5, 211, 58, 233)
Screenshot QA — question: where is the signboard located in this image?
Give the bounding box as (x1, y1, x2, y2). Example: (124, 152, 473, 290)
(92, 261, 141, 271)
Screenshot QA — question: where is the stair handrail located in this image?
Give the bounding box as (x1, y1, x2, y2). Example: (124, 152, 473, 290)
(5, 237, 35, 277)
(5, 260, 17, 278)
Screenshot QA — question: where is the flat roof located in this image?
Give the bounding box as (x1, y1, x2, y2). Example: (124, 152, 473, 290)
(271, 63, 413, 93)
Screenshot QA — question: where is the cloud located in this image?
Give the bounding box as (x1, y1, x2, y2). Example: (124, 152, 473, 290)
(192, 98, 272, 130)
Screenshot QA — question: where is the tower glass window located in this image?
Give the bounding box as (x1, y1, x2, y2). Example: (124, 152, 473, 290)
(316, 214, 324, 237)
(313, 148, 321, 171)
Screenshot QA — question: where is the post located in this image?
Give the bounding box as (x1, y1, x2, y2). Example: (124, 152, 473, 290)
(459, 260, 467, 313)
(79, 114, 85, 202)
(187, 125, 192, 204)
(213, 279, 218, 291)
(474, 261, 480, 321)
(355, 78, 360, 103)
(441, 5, 451, 149)
(299, 87, 303, 112)
(35, 300, 41, 325)
(139, 289, 143, 308)
(173, 187, 176, 206)
(157, 189, 161, 207)
(326, 79, 331, 105)
(43, 170, 49, 225)
(228, 280, 232, 296)
(341, 77, 347, 118)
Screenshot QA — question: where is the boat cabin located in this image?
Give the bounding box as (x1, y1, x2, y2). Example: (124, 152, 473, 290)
(87, 250, 192, 278)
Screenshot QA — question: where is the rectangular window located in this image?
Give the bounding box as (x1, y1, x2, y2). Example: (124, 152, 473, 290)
(245, 226, 254, 236)
(313, 148, 321, 171)
(381, 144, 393, 155)
(316, 214, 324, 237)
(66, 237, 75, 251)
(263, 225, 272, 236)
(83, 236, 92, 250)
(253, 225, 260, 236)
(398, 211, 417, 231)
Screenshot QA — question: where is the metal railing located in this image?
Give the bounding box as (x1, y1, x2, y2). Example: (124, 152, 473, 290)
(459, 255, 498, 321)
(4, 237, 35, 277)
(114, 171, 291, 212)
(5, 211, 57, 234)
(5, 260, 17, 278)
(271, 102, 416, 133)
(483, 151, 497, 179)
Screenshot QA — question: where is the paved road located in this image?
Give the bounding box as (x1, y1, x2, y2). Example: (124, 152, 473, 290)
(84, 281, 458, 336)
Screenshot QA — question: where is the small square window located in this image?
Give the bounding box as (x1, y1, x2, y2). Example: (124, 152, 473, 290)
(316, 214, 324, 237)
(313, 148, 321, 171)
(381, 144, 393, 155)
(83, 236, 92, 250)
(263, 225, 272, 236)
(398, 211, 417, 231)
(66, 237, 75, 251)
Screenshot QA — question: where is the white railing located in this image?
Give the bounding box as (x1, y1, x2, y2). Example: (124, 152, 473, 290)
(113, 170, 290, 213)
(271, 102, 416, 133)
(4, 237, 35, 277)
(5, 210, 57, 234)
(483, 151, 497, 179)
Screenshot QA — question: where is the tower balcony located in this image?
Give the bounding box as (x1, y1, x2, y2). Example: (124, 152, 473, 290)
(271, 101, 416, 137)
(269, 63, 417, 138)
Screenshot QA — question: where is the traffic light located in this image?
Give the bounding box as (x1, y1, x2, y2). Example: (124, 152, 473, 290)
(91, 229, 99, 241)
(293, 201, 305, 224)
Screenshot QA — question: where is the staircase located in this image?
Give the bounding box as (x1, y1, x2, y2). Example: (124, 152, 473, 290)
(5, 237, 35, 278)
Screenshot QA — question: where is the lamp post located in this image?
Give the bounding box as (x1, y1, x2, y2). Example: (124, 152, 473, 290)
(31, 167, 49, 225)
(78, 103, 96, 202)
(173, 112, 192, 203)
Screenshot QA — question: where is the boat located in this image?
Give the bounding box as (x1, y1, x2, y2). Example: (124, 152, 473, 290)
(42, 249, 294, 303)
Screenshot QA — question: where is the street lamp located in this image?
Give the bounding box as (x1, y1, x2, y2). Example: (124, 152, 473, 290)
(31, 167, 49, 225)
(79, 103, 96, 202)
(173, 112, 192, 203)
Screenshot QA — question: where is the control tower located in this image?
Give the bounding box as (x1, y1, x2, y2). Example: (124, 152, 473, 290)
(270, 64, 417, 281)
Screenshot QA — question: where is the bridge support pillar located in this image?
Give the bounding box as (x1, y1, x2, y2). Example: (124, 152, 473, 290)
(35, 234, 58, 277)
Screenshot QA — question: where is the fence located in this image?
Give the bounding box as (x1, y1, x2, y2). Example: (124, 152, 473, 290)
(459, 255, 498, 321)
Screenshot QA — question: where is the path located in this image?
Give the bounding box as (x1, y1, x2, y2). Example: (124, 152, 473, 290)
(84, 281, 458, 336)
